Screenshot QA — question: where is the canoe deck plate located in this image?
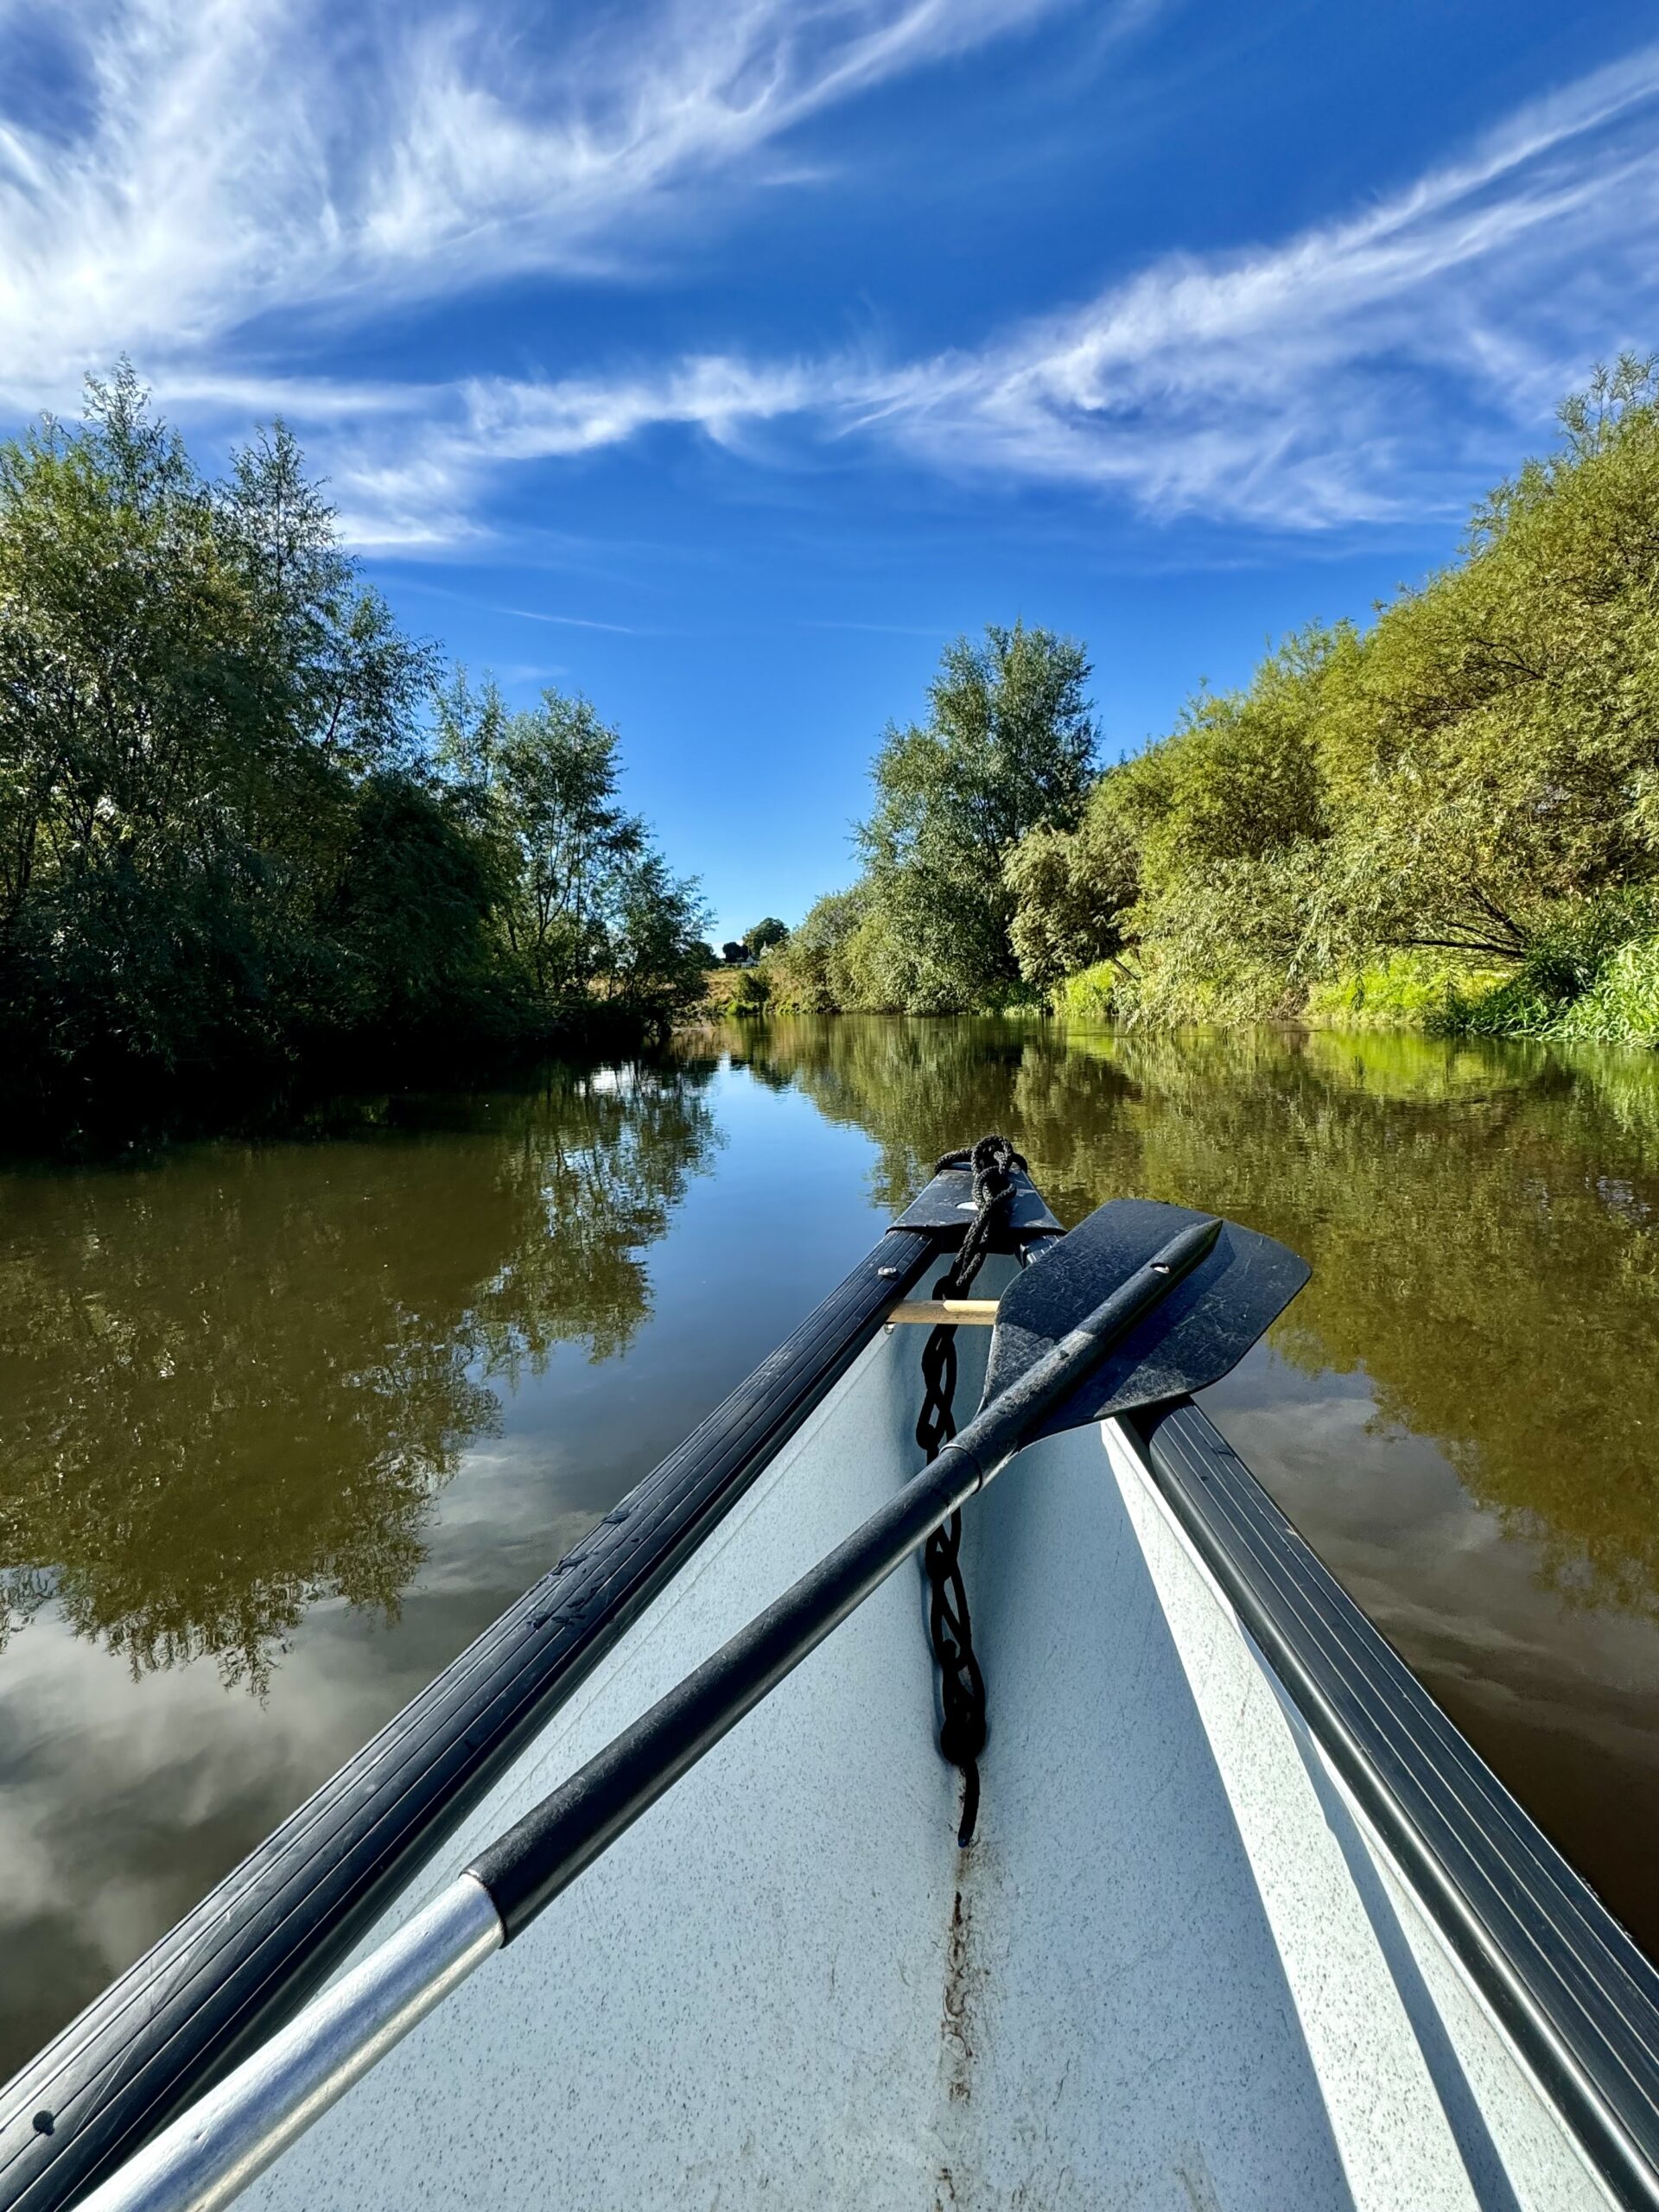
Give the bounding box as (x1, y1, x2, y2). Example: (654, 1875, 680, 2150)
(893, 1168, 1060, 1243)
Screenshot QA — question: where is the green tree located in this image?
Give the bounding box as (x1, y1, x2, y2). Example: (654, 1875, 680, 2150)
(762, 885, 872, 1011)
(326, 773, 502, 1036)
(1124, 629, 1342, 1020)
(742, 916, 789, 957)
(855, 622, 1097, 1010)
(435, 678, 645, 1001)
(0, 368, 713, 1120)
(1008, 364, 1658, 1035)
(1006, 754, 1160, 988)
(1318, 355, 1659, 969)
(436, 676, 709, 1028)
(604, 852, 715, 1026)
(0, 369, 476, 1096)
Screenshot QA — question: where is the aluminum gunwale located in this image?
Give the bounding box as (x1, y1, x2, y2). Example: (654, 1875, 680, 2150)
(0, 1166, 1055, 2212)
(1137, 1397, 1659, 2212)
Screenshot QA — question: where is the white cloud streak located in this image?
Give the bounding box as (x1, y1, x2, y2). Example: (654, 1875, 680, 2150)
(338, 41, 1659, 538)
(0, 0, 1069, 397)
(4, 7, 1657, 543)
(874, 44, 1659, 524)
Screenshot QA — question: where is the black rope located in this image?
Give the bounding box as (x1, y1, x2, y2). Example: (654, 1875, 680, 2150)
(917, 1134, 1026, 1846)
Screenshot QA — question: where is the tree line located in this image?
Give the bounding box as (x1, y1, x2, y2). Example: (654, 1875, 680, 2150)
(0, 369, 711, 1124)
(759, 358, 1659, 1046)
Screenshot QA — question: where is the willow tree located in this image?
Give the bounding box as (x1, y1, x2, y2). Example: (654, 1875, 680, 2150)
(1317, 353, 1659, 966)
(0, 367, 489, 1096)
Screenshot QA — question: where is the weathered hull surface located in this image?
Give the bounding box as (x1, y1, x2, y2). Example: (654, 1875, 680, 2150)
(231, 1278, 1616, 2212)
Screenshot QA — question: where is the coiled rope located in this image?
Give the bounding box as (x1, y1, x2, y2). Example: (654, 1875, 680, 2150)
(916, 1134, 1027, 1847)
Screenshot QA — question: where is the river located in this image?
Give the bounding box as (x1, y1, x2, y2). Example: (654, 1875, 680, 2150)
(2, 1016, 1656, 2081)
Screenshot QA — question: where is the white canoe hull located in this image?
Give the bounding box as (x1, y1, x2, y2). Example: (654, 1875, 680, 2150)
(232, 1270, 1615, 2212)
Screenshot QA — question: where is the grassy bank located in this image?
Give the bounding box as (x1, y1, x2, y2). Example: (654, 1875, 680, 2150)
(1040, 927, 1659, 1045)
(728, 922, 1659, 1043)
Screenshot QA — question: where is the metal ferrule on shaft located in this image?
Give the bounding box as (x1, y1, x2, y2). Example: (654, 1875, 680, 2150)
(77, 1878, 504, 2212)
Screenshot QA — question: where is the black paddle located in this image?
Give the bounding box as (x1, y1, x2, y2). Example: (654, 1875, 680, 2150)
(988, 1196, 1312, 1436)
(79, 1198, 1308, 2212)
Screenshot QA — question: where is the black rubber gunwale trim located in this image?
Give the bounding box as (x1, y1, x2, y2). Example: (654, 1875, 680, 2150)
(1136, 1397, 1659, 2212)
(0, 1205, 974, 2212)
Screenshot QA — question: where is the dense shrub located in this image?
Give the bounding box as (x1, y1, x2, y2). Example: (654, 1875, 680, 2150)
(1003, 359, 1659, 1041)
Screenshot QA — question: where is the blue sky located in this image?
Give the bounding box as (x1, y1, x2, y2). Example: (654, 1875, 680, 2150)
(2, 2, 1656, 941)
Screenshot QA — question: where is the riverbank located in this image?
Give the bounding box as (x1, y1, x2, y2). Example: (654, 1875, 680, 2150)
(742, 926, 1659, 1046)
(1047, 929, 1659, 1046)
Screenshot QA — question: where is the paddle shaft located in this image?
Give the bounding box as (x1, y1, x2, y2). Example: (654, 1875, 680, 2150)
(79, 1213, 1219, 2212)
(470, 1209, 1219, 1932)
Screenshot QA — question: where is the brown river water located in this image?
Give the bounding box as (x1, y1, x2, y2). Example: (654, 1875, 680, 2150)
(1, 1016, 1656, 2081)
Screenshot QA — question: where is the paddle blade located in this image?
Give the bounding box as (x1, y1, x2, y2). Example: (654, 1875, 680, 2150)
(981, 1197, 1308, 1433)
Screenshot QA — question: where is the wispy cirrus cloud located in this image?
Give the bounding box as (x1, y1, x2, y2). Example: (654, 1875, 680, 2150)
(297, 41, 1659, 543)
(5, 6, 1656, 546)
(283, 359, 826, 546)
(0, 0, 1074, 399)
(871, 44, 1659, 524)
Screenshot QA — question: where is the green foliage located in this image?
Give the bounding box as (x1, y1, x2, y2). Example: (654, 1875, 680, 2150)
(1083, 631, 1344, 1025)
(1432, 892, 1659, 1044)
(761, 883, 875, 1012)
(1556, 937, 1659, 1046)
(327, 773, 503, 1034)
(992, 362, 1659, 1041)
(849, 622, 1097, 1011)
(1005, 757, 1144, 988)
(742, 916, 789, 957)
(1303, 951, 1508, 1031)
(1319, 353, 1659, 961)
(0, 369, 708, 1117)
(435, 677, 709, 1028)
(1052, 960, 1118, 1021)
(0, 366, 432, 1086)
(606, 852, 713, 1024)
(729, 964, 772, 1016)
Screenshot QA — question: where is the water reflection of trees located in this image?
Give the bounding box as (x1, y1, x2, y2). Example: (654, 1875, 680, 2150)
(730, 1017, 1659, 1619)
(724, 1016, 1138, 1221)
(0, 1063, 719, 1689)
